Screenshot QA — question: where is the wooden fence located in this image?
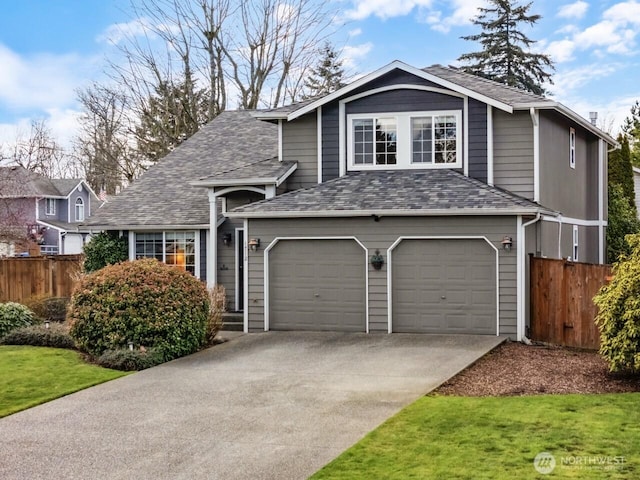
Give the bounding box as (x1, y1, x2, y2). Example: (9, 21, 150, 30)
(530, 256, 612, 350)
(0, 255, 83, 302)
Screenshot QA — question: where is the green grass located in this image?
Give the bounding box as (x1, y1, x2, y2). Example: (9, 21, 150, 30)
(311, 394, 640, 479)
(0, 346, 129, 418)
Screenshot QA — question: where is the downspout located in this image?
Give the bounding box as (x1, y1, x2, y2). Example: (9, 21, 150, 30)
(519, 213, 541, 344)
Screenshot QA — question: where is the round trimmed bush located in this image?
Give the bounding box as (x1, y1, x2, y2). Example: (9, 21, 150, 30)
(0, 302, 37, 338)
(68, 258, 210, 361)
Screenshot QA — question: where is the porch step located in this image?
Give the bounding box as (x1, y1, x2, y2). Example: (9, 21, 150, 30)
(222, 312, 244, 331)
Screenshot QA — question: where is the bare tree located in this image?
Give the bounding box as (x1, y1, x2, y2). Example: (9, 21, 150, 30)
(75, 83, 145, 194)
(0, 120, 71, 178)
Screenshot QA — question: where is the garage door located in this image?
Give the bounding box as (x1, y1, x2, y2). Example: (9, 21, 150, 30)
(269, 239, 366, 331)
(392, 239, 496, 334)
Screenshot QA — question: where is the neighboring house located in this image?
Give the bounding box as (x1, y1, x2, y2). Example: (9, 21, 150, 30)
(87, 61, 615, 341)
(0, 166, 99, 255)
(633, 167, 640, 217)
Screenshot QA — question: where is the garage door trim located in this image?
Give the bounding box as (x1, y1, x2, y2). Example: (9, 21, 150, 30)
(387, 236, 500, 335)
(264, 237, 369, 332)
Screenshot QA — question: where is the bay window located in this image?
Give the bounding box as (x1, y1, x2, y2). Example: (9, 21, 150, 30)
(135, 231, 197, 276)
(348, 110, 462, 170)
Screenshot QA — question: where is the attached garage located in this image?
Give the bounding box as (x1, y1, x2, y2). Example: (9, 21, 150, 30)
(268, 239, 366, 331)
(391, 238, 497, 334)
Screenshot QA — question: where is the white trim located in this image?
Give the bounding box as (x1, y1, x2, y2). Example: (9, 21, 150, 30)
(541, 215, 605, 227)
(386, 236, 500, 336)
(463, 96, 469, 176)
(317, 106, 323, 183)
(194, 230, 201, 280)
(227, 207, 553, 219)
(214, 186, 266, 197)
(44, 198, 56, 216)
(598, 139, 605, 263)
(341, 84, 466, 105)
(278, 120, 283, 161)
(208, 190, 218, 287)
(288, 60, 513, 120)
(206, 229, 212, 288)
(516, 216, 524, 341)
(572, 224, 579, 262)
(346, 110, 463, 171)
(243, 218, 249, 333)
(74, 197, 85, 222)
(338, 102, 346, 177)
(263, 237, 369, 333)
(128, 231, 135, 260)
(487, 105, 494, 185)
(530, 108, 540, 202)
(569, 127, 576, 170)
(235, 227, 244, 312)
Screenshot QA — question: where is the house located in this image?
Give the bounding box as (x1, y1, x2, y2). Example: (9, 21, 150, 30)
(0, 166, 99, 255)
(633, 167, 640, 217)
(87, 60, 616, 341)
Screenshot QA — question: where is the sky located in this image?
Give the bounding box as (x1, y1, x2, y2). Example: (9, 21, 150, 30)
(0, 0, 639, 150)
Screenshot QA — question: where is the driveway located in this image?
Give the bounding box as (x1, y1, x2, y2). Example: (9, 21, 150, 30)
(0, 332, 503, 480)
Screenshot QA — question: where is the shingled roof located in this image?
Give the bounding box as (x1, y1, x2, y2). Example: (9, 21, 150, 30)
(86, 110, 277, 228)
(227, 170, 557, 218)
(0, 166, 83, 198)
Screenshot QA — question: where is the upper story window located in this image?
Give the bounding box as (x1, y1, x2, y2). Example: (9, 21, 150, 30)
(45, 198, 56, 216)
(348, 110, 462, 170)
(75, 198, 85, 222)
(569, 127, 576, 169)
(572, 225, 579, 262)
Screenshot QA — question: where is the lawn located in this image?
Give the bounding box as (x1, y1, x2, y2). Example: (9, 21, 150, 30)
(311, 393, 639, 479)
(0, 346, 129, 418)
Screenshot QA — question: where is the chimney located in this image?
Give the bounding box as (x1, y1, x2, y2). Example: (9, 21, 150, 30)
(589, 112, 598, 126)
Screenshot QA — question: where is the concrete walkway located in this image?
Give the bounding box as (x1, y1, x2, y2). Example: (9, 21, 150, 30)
(0, 332, 504, 480)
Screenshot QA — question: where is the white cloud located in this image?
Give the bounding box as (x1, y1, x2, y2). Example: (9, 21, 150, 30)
(546, 63, 620, 98)
(557, 1, 589, 20)
(348, 28, 362, 37)
(603, 1, 640, 24)
(544, 39, 577, 63)
(342, 42, 373, 69)
(344, 0, 433, 21)
(96, 18, 156, 45)
(427, 0, 487, 34)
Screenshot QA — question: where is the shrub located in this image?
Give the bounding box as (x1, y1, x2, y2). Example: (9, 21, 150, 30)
(206, 285, 226, 346)
(594, 234, 640, 373)
(83, 231, 128, 273)
(68, 258, 209, 361)
(21, 295, 69, 321)
(0, 302, 37, 338)
(1, 323, 76, 349)
(96, 348, 164, 371)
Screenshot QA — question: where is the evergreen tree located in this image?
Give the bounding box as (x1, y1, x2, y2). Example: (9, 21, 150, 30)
(606, 185, 640, 263)
(622, 100, 640, 167)
(608, 134, 636, 212)
(457, 0, 554, 95)
(303, 42, 345, 99)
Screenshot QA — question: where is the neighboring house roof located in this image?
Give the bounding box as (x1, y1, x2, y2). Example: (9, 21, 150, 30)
(0, 166, 90, 199)
(37, 219, 93, 233)
(255, 60, 616, 146)
(86, 110, 278, 229)
(226, 170, 557, 218)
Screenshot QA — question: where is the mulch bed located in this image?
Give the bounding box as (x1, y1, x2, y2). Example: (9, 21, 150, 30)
(435, 341, 640, 397)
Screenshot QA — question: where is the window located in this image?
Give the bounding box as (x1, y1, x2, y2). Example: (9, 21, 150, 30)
(572, 225, 579, 262)
(74, 198, 84, 222)
(45, 198, 56, 216)
(569, 128, 576, 169)
(348, 111, 462, 170)
(135, 231, 196, 275)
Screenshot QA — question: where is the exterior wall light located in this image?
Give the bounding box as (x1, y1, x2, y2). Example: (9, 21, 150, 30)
(370, 249, 384, 270)
(128, 341, 134, 351)
(222, 233, 232, 246)
(249, 238, 261, 251)
(44, 321, 50, 329)
(501, 236, 513, 251)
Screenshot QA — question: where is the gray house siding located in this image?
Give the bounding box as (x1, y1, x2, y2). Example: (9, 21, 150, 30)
(199, 229, 207, 282)
(321, 103, 340, 181)
(352, 70, 445, 93)
(67, 187, 91, 222)
(345, 89, 463, 115)
(468, 99, 488, 182)
(493, 110, 534, 199)
(539, 110, 599, 220)
(282, 113, 317, 190)
(217, 218, 244, 310)
(245, 216, 518, 335)
(533, 221, 600, 264)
